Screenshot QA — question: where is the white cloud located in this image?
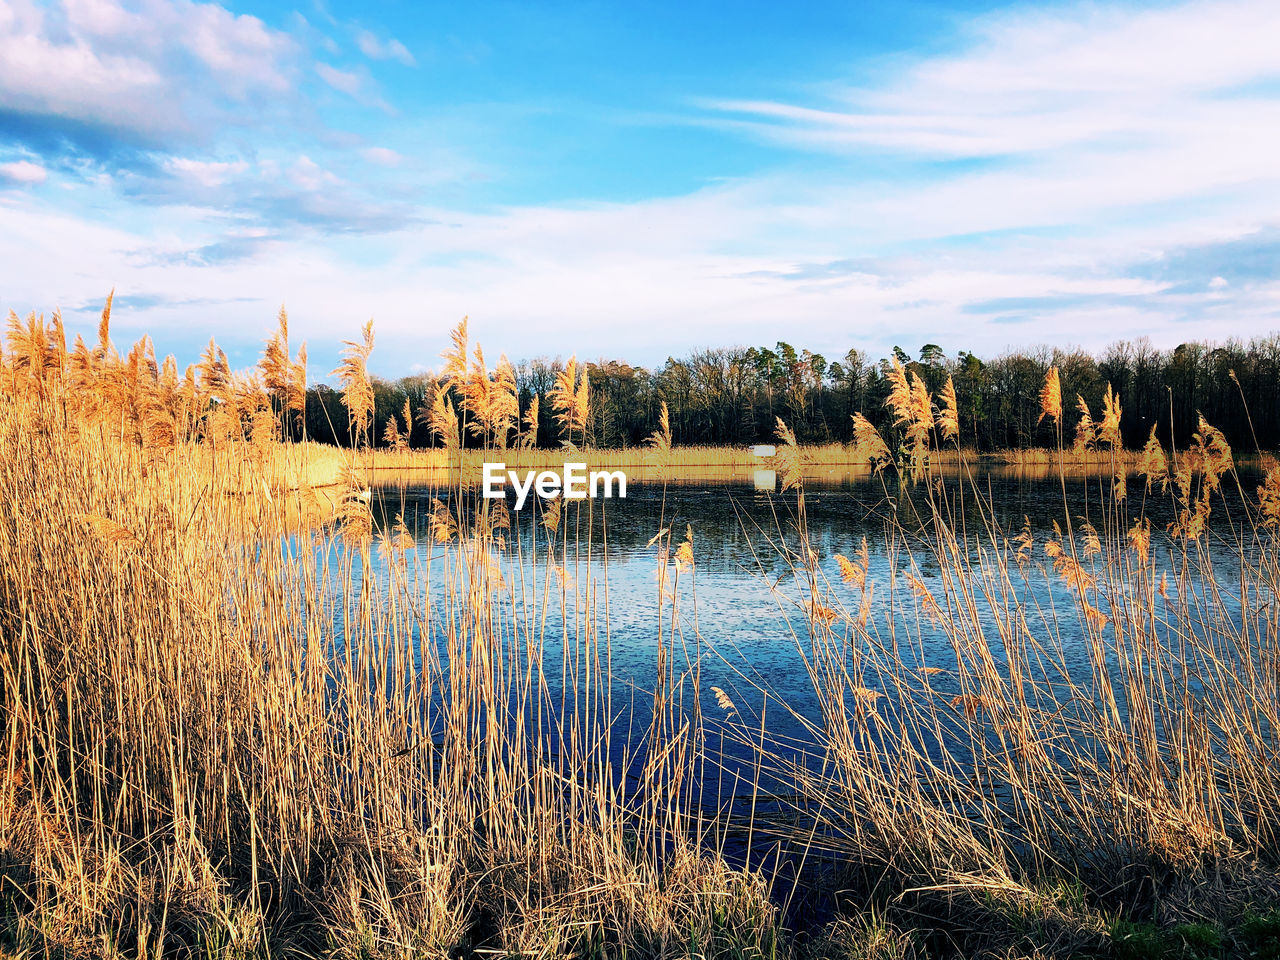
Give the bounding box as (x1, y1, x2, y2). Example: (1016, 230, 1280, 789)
(0, 0, 297, 140)
(0, 0, 168, 134)
(3, 0, 1280, 368)
(0, 160, 48, 186)
(707, 0, 1280, 226)
(287, 155, 340, 191)
(361, 147, 403, 167)
(182, 0, 294, 96)
(61, 0, 149, 38)
(353, 27, 415, 66)
(166, 156, 249, 187)
(8, 173, 1273, 373)
(315, 62, 362, 96)
(315, 61, 391, 110)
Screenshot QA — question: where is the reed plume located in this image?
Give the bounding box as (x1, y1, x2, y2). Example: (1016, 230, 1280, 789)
(1073, 395, 1097, 454)
(851, 412, 891, 471)
(675, 524, 695, 571)
(73, 512, 140, 546)
(883, 357, 935, 459)
(259, 306, 290, 398)
(429, 389, 460, 454)
(196, 336, 229, 401)
(1137, 424, 1168, 491)
(910, 373, 933, 437)
(885, 356, 911, 422)
(94, 289, 115, 365)
(710, 686, 737, 719)
(1099, 383, 1123, 448)
(938, 374, 959, 441)
(332, 319, 375, 445)
(834, 538, 869, 591)
(1171, 415, 1233, 539)
(335, 480, 373, 543)
(493, 354, 519, 446)
(1038, 366, 1062, 425)
(440, 316, 468, 391)
(519, 395, 540, 449)
(1260, 457, 1280, 526)
(382, 414, 404, 450)
(6, 311, 50, 396)
(774, 417, 802, 492)
(289, 343, 308, 429)
(646, 400, 673, 474)
(550, 356, 590, 441)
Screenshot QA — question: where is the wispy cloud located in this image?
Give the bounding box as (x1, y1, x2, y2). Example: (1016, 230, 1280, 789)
(0, 159, 47, 186)
(66, 291, 261, 313)
(315, 61, 391, 110)
(164, 156, 248, 187)
(3, 0, 1280, 371)
(352, 27, 415, 66)
(710, 1, 1280, 155)
(361, 146, 402, 167)
(144, 231, 278, 267)
(315, 62, 362, 96)
(114, 151, 423, 234)
(704, 0, 1280, 230)
(1130, 229, 1280, 289)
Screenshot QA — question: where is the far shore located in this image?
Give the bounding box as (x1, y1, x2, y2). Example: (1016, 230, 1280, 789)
(245, 441, 1253, 493)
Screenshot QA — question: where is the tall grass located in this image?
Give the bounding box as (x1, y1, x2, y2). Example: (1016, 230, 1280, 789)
(3, 305, 1280, 958)
(734, 368, 1280, 954)
(0, 310, 777, 957)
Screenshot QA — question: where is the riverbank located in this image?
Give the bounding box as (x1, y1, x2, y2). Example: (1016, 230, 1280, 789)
(272, 441, 1160, 491)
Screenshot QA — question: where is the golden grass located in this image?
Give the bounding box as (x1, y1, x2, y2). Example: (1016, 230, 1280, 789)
(731, 392, 1280, 923)
(4, 306, 1280, 957)
(0, 312, 780, 958)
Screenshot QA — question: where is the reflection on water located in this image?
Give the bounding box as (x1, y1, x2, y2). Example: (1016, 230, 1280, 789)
(338, 469, 1265, 773)
(362, 458, 1179, 492)
(293, 463, 1276, 884)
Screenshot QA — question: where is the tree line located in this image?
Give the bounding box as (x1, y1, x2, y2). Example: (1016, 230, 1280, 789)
(300, 335, 1280, 452)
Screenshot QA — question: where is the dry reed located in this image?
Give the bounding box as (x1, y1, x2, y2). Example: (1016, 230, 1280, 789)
(3, 302, 1280, 958)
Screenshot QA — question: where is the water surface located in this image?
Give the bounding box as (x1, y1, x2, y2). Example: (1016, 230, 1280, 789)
(352, 469, 1265, 765)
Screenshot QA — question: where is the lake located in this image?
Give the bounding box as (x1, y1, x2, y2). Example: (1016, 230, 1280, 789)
(314, 465, 1257, 783)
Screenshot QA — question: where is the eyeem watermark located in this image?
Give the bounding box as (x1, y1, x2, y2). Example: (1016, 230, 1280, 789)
(483, 463, 627, 510)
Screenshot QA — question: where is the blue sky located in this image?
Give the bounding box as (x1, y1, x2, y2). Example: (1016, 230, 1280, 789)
(2, 0, 1279, 376)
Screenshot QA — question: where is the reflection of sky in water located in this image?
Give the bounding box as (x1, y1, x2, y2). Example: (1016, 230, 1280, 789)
(313, 471, 1270, 809)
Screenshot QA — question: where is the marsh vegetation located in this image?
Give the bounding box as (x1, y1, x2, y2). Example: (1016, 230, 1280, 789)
(3, 301, 1280, 958)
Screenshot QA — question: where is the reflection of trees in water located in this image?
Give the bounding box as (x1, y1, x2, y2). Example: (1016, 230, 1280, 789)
(369, 468, 1258, 575)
